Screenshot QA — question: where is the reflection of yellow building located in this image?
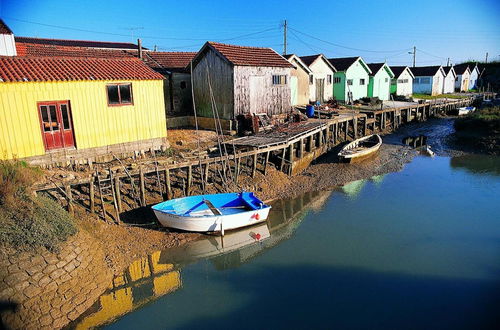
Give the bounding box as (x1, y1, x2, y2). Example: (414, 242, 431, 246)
(75, 251, 180, 329)
(341, 179, 367, 198)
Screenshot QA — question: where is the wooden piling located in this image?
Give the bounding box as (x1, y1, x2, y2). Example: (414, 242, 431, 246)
(186, 165, 192, 195)
(65, 184, 73, 215)
(252, 153, 258, 178)
(263, 151, 270, 175)
(164, 168, 172, 200)
(89, 174, 95, 213)
(139, 166, 146, 206)
(114, 176, 122, 212)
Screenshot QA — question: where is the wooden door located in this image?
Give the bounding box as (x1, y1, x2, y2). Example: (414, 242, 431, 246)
(315, 78, 325, 103)
(38, 101, 75, 151)
(249, 76, 266, 114)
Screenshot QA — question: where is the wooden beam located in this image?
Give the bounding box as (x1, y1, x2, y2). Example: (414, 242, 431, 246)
(114, 176, 122, 212)
(186, 165, 192, 195)
(89, 174, 95, 213)
(139, 166, 146, 206)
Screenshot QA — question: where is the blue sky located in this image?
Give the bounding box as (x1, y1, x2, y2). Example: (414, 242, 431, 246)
(1, 0, 499, 65)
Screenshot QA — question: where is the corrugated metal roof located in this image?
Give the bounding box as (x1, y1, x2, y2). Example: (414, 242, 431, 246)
(0, 56, 164, 82)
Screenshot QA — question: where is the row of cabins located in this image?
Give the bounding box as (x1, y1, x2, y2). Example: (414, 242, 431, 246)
(0, 19, 482, 164)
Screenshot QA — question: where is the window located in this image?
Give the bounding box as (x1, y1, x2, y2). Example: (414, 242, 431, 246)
(360, 79, 365, 85)
(272, 75, 287, 85)
(309, 74, 313, 85)
(414, 78, 420, 84)
(60, 104, 71, 129)
(385, 78, 388, 82)
(334, 77, 341, 84)
(180, 81, 187, 89)
(422, 77, 431, 84)
(398, 79, 404, 83)
(347, 79, 353, 86)
(327, 75, 333, 84)
(106, 83, 133, 105)
(391, 78, 397, 84)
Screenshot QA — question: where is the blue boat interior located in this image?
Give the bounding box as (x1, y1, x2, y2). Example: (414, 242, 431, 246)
(152, 192, 269, 217)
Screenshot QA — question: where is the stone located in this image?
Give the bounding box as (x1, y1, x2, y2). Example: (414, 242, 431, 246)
(52, 316, 69, 329)
(50, 268, 66, 280)
(55, 260, 67, 269)
(44, 281, 58, 293)
(50, 307, 62, 320)
(24, 285, 42, 298)
(5, 272, 29, 287)
(38, 314, 53, 327)
(0, 286, 15, 299)
(43, 264, 57, 275)
(63, 261, 76, 274)
(30, 255, 47, 267)
(42, 253, 59, 265)
(60, 302, 74, 314)
(13, 280, 30, 292)
(38, 275, 51, 287)
(67, 309, 80, 321)
(26, 264, 45, 276)
(58, 273, 72, 284)
(72, 294, 87, 306)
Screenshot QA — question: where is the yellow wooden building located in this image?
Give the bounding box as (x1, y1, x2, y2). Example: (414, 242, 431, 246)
(0, 56, 167, 164)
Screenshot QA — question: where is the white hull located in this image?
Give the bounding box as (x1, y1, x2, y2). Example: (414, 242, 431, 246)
(458, 107, 475, 116)
(338, 134, 382, 162)
(154, 207, 271, 232)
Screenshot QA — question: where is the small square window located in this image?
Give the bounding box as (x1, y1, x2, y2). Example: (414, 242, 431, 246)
(272, 75, 287, 85)
(327, 75, 332, 84)
(360, 79, 365, 85)
(347, 79, 353, 86)
(107, 83, 133, 106)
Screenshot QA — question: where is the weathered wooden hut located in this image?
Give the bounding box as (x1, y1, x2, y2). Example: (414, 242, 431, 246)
(367, 63, 394, 100)
(299, 54, 336, 103)
(283, 54, 312, 105)
(328, 57, 371, 103)
(411, 66, 446, 95)
(143, 51, 197, 116)
(453, 64, 470, 92)
(0, 56, 167, 164)
(191, 42, 293, 123)
(469, 64, 480, 90)
(389, 66, 414, 96)
(442, 66, 456, 94)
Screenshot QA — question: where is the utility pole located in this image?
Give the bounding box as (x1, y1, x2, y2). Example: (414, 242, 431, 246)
(408, 46, 416, 67)
(283, 19, 287, 55)
(485, 52, 488, 63)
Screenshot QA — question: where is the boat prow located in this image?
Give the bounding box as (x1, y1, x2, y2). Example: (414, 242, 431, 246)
(152, 192, 271, 233)
(338, 134, 382, 163)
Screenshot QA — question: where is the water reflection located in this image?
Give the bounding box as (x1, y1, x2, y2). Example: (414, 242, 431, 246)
(73, 190, 333, 328)
(72, 252, 180, 329)
(450, 154, 500, 176)
(402, 135, 428, 148)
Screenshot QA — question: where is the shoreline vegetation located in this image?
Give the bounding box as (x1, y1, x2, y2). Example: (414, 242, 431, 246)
(454, 106, 500, 155)
(412, 93, 469, 100)
(0, 161, 77, 252)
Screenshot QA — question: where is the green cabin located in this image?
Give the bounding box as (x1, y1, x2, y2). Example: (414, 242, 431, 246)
(367, 63, 395, 101)
(328, 57, 371, 104)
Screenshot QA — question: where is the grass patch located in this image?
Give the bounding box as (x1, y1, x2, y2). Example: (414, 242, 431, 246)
(454, 106, 500, 155)
(413, 93, 469, 100)
(0, 160, 77, 251)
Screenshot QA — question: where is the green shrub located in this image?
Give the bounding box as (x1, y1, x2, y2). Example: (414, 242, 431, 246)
(0, 161, 77, 251)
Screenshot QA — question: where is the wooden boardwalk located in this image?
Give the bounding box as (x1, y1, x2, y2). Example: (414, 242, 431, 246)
(34, 95, 483, 222)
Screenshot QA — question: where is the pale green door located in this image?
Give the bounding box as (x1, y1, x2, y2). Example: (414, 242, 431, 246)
(290, 76, 298, 105)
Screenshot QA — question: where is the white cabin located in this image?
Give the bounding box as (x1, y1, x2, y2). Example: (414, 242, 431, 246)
(442, 66, 456, 94)
(412, 66, 446, 96)
(453, 64, 471, 92)
(390, 66, 414, 97)
(299, 54, 336, 103)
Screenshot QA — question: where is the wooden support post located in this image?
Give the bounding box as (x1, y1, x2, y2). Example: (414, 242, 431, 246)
(186, 165, 192, 195)
(164, 169, 172, 200)
(344, 121, 348, 141)
(288, 144, 294, 175)
(353, 117, 358, 139)
(114, 176, 122, 212)
(308, 135, 314, 152)
(139, 166, 146, 206)
(280, 147, 286, 172)
(298, 138, 304, 158)
(65, 184, 73, 215)
(89, 174, 95, 213)
(235, 157, 240, 184)
(252, 153, 258, 178)
(204, 163, 210, 184)
(334, 123, 338, 144)
(263, 151, 270, 175)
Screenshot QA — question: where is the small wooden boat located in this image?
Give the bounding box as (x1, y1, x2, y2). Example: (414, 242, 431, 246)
(152, 192, 271, 233)
(338, 134, 382, 163)
(458, 106, 475, 116)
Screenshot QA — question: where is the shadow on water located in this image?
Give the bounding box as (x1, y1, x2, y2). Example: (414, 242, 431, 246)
(170, 264, 500, 330)
(450, 154, 500, 176)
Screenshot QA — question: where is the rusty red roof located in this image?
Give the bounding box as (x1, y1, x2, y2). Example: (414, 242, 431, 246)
(0, 19, 13, 34)
(144, 51, 197, 69)
(205, 42, 293, 68)
(14, 36, 146, 50)
(0, 56, 164, 82)
(16, 42, 136, 58)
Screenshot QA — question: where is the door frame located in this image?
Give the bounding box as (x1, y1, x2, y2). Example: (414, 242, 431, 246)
(37, 100, 76, 151)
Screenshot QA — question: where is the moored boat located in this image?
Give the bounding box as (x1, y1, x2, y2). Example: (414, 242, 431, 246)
(458, 106, 476, 116)
(338, 134, 382, 163)
(152, 192, 271, 233)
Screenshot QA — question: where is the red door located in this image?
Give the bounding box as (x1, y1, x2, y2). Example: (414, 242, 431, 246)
(38, 101, 75, 151)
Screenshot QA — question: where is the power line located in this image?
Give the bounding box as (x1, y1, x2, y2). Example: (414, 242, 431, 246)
(288, 26, 413, 53)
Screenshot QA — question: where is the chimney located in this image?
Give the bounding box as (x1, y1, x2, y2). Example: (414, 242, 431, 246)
(137, 38, 143, 59)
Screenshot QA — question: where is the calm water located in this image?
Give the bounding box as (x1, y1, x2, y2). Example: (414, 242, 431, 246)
(74, 153, 500, 330)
